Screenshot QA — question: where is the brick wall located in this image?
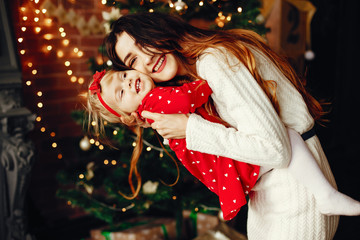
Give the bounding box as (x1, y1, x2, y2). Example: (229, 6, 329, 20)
(10, 0, 110, 221)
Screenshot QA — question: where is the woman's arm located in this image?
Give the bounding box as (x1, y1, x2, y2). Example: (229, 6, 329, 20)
(184, 48, 291, 168)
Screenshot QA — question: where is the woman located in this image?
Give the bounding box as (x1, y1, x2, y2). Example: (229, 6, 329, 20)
(105, 12, 339, 239)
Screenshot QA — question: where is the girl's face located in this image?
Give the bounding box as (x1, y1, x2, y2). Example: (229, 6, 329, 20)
(101, 70, 155, 114)
(115, 32, 187, 83)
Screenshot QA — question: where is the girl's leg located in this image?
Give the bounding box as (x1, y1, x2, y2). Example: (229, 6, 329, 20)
(287, 128, 360, 216)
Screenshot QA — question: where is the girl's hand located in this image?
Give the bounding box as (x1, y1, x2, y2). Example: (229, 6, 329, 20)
(120, 112, 151, 128)
(141, 111, 189, 139)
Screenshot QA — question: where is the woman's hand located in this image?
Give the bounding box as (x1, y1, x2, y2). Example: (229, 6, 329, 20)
(141, 111, 189, 139)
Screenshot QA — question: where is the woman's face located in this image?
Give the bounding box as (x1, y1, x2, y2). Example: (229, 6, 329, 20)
(115, 32, 187, 83)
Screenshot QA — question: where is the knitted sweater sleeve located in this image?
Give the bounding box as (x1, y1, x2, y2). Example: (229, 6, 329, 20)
(186, 48, 291, 168)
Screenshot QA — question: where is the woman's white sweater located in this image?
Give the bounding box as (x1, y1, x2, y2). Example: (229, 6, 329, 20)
(186, 47, 339, 239)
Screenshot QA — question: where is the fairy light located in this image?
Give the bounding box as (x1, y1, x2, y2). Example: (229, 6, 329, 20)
(22, 16, 28, 21)
(111, 160, 117, 165)
(95, 141, 100, 146)
(50, 132, 56, 137)
(34, 17, 39, 22)
(20, 50, 26, 55)
(37, 102, 43, 108)
(27, 62, 33, 67)
(60, 32, 66, 37)
(46, 45, 52, 51)
(77, 51, 83, 57)
(79, 174, 85, 179)
(237, 7, 243, 13)
(99, 145, 104, 150)
(52, 142, 57, 148)
(89, 139, 95, 144)
(40, 127, 46, 132)
(199, 1, 204, 6)
(146, 146, 151, 151)
(43, 34, 53, 40)
(64, 61, 70, 67)
(35, 27, 41, 33)
(104, 159, 109, 165)
(57, 50, 64, 58)
(32, 69, 37, 75)
(62, 39, 69, 46)
(113, 130, 118, 135)
(70, 76, 77, 82)
(58, 154, 63, 159)
(44, 18, 52, 26)
(36, 116, 41, 122)
(78, 77, 84, 84)
(37, 91, 42, 96)
(26, 81, 32, 86)
(18, 38, 23, 43)
(21, 27, 26, 32)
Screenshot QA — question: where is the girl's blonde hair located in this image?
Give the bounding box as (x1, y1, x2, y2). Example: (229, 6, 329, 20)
(86, 69, 179, 200)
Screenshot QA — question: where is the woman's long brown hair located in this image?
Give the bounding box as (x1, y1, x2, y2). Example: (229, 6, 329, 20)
(106, 12, 326, 122)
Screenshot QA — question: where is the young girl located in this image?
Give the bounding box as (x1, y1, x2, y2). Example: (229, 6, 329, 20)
(86, 69, 360, 222)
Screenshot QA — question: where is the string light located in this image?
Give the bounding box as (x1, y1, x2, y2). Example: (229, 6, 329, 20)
(62, 39, 69, 46)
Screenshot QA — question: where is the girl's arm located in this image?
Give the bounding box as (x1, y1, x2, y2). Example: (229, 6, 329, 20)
(185, 48, 291, 168)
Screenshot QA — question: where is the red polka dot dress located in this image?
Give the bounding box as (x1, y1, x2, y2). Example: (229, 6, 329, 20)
(137, 80, 260, 220)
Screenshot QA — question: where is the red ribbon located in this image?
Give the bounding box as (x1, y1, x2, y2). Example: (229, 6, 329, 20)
(89, 70, 121, 118)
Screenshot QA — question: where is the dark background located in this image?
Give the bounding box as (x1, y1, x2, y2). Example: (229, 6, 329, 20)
(308, 0, 360, 238)
(6, 0, 360, 239)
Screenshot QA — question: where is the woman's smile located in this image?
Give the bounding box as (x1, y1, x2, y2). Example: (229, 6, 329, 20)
(153, 55, 166, 73)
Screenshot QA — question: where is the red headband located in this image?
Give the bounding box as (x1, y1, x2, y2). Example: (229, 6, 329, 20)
(89, 70, 121, 118)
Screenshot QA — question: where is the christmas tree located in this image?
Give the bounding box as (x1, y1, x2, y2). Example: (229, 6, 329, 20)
(56, 0, 266, 238)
